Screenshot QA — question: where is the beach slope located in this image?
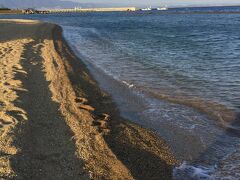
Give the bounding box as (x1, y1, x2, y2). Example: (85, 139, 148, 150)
(0, 19, 178, 179)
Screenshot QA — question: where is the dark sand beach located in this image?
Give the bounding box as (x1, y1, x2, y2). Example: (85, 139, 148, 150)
(0, 19, 178, 179)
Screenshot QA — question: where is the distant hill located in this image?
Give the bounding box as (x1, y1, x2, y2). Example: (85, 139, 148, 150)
(0, 7, 10, 10)
(0, 0, 104, 9)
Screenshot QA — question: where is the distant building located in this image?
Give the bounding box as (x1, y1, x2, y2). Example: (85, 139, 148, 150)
(22, 8, 49, 14)
(22, 8, 36, 14)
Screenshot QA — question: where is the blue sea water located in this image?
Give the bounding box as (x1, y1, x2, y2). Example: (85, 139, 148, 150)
(1, 6, 240, 179)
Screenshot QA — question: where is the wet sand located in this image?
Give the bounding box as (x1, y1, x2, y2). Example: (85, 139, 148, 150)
(0, 19, 178, 179)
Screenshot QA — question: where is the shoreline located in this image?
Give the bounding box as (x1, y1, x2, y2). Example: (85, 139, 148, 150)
(0, 19, 178, 179)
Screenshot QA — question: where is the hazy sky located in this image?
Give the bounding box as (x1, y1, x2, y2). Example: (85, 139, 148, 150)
(70, 0, 240, 7)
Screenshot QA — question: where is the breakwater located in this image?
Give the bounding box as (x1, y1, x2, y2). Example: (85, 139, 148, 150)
(48, 7, 137, 13)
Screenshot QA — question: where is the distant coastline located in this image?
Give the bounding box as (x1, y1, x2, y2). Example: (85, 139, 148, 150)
(1, 5, 240, 15)
(0, 9, 22, 14)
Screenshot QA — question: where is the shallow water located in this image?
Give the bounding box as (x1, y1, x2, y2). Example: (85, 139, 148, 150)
(1, 6, 240, 179)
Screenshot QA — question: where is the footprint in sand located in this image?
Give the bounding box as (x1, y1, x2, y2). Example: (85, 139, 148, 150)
(0, 101, 6, 111)
(13, 64, 22, 70)
(5, 110, 25, 123)
(92, 113, 110, 134)
(75, 97, 88, 103)
(0, 51, 4, 58)
(3, 48, 8, 52)
(0, 119, 13, 126)
(4, 80, 22, 87)
(0, 101, 16, 129)
(0, 117, 14, 130)
(75, 97, 95, 111)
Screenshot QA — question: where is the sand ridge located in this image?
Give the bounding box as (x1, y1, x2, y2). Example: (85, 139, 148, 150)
(41, 26, 133, 180)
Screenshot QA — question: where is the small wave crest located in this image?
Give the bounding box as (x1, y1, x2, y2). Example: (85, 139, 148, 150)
(173, 162, 215, 180)
(144, 89, 238, 127)
(122, 81, 134, 88)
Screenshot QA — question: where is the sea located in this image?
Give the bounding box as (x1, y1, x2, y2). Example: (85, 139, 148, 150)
(1, 6, 240, 179)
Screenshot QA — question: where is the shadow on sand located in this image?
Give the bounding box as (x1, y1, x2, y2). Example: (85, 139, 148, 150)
(0, 22, 87, 179)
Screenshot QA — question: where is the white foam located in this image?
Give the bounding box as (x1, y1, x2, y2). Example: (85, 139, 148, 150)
(122, 81, 134, 88)
(173, 162, 215, 180)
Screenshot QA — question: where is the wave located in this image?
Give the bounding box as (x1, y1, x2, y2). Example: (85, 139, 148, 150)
(174, 146, 240, 180)
(122, 81, 134, 88)
(142, 88, 239, 128)
(173, 162, 215, 180)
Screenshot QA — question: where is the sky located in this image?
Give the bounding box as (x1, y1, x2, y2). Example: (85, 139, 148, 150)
(69, 0, 240, 7)
(1, 0, 240, 9)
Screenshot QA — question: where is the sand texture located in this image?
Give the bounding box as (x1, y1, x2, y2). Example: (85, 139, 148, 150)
(0, 19, 178, 179)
